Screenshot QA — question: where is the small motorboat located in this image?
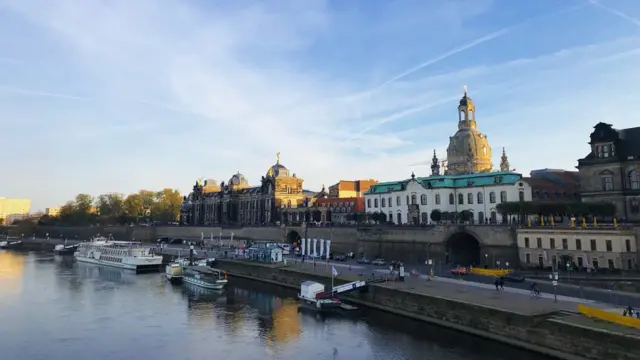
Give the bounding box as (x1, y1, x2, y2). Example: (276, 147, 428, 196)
(183, 266, 228, 290)
(165, 263, 184, 284)
(0, 240, 23, 249)
(54, 243, 79, 255)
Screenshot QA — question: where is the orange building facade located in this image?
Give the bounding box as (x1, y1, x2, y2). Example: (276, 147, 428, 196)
(313, 179, 376, 223)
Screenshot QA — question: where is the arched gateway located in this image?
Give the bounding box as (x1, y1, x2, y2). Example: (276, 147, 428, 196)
(286, 230, 301, 245)
(445, 232, 481, 267)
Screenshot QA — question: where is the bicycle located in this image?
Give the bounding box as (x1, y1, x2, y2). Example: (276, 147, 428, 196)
(530, 289, 541, 298)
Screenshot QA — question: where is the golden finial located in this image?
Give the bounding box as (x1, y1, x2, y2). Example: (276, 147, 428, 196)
(276, 152, 280, 164)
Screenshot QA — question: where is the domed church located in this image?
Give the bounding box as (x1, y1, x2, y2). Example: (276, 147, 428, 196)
(445, 86, 493, 175)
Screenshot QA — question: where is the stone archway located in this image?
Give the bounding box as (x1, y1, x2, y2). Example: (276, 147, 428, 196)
(446, 232, 481, 266)
(286, 230, 301, 245)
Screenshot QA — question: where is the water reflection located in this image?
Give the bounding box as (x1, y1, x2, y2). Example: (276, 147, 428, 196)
(0, 251, 25, 298)
(0, 252, 551, 360)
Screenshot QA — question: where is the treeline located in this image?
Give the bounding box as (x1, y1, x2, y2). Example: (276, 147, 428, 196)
(38, 189, 183, 226)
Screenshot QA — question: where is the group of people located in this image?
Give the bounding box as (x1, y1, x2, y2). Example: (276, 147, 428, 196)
(623, 305, 640, 319)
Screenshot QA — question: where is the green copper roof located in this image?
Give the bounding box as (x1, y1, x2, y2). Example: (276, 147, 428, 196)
(366, 171, 523, 194)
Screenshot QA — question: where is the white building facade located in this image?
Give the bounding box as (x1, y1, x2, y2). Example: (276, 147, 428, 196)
(364, 171, 532, 225)
(516, 228, 637, 270)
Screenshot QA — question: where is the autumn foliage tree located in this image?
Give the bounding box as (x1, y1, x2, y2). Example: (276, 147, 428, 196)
(40, 189, 182, 226)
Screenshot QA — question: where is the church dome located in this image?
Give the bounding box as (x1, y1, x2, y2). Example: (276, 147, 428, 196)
(228, 172, 249, 186)
(446, 87, 492, 175)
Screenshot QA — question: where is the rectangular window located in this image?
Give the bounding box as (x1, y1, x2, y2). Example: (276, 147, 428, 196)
(549, 238, 555, 249)
(525, 253, 531, 264)
(524, 237, 530, 248)
(576, 239, 582, 250)
(536, 237, 542, 248)
(562, 238, 568, 250)
(626, 239, 631, 252)
(606, 240, 612, 252)
(602, 176, 614, 191)
(590, 239, 597, 251)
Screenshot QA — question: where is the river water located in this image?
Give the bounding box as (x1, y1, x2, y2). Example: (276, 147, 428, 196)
(0, 251, 551, 360)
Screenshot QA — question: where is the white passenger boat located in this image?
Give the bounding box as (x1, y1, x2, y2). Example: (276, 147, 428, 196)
(74, 238, 162, 272)
(182, 266, 228, 290)
(0, 239, 23, 249)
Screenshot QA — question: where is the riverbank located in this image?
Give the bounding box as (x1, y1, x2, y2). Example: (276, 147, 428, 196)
(214, 259, 640, 360)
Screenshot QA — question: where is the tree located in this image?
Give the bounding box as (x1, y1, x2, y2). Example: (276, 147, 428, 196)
(458, 210, 473, 222)
(96, 193, 125, 218)
(152, 188, 182, 223)
(378, 212, 387, 223)
(138, 190, 156, 218)
(123, 193, 143, 219)
(430, 209, 442, 222)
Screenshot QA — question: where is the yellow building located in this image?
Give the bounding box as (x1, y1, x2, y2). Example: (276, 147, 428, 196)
(0, 197, 31, 225)
(45, 207, 61, 217)
(517, 228, 637, 270)
(328, 179, 378, 198)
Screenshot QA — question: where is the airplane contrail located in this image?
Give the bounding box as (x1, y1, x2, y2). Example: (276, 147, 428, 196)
(588, 0, 640, 27)
(0, 85, 90, 101)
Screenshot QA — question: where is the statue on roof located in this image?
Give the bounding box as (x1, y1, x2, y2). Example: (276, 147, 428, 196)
(500, 147, 510, 172)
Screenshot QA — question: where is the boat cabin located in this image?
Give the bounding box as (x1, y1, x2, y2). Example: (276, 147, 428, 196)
(300, 281, 325, 300)
(184, 266, 227, 280)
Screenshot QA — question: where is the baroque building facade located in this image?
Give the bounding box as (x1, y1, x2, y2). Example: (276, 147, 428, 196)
(364, 88, 532, 224)
(577, 122, 640, 221)
(180, 154, 307, 226)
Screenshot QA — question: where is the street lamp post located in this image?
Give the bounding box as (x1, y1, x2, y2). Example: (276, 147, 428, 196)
(484, 253, 488, 268)
(549, 272, 559, 302)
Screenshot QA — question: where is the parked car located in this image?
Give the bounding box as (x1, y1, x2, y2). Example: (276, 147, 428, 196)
(504, 272, 525, 283)
(334, 255, 347, 262)
(357, 257, 371, 264)
(156, 237, 171, 244)
(169, 238, 185, 245)
(451, 266, 469, 276)
(372, 259, 386, 266)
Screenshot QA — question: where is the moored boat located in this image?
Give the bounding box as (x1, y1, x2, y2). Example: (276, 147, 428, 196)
(298, 281, 342, 313)
(165, 263, 184, 284)
(74, 239, 163, 272)
(0, 239, 23, 249)
(182, 266, 228, 290)
(54, 243, 79, 255)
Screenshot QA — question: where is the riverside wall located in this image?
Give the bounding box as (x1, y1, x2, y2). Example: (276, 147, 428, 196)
(215, 259, 640, 360)
(19, 224, 519, 266)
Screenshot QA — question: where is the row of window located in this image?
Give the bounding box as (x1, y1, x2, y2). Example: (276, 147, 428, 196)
(523, 253, 631, 271)
(319, 201, 356, 207)
(599, 170, 640, 191)
(523, 237, 633, 252)
(100, 256, 123, 263)
(367, 190, 519, 209)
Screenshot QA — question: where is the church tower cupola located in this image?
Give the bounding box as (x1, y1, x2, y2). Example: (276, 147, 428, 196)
(430, 149, 440, 176)
(500, 147, 510, 172)
(458, 85, 476, 130)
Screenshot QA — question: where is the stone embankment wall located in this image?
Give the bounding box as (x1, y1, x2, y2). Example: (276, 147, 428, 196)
(20, 224, 519, 264)
(215, 260, 640, 360)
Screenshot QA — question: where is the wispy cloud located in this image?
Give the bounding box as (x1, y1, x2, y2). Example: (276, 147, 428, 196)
(589, 0, 640, 27)
(0, 57, 21, 64)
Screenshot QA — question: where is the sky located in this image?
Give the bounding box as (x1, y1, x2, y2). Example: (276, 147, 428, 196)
(1, 0, 640, 212)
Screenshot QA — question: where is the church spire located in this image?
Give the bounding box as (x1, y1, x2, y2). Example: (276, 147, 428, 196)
(430, 150, 440, 176)
(500, 147, 510, 172)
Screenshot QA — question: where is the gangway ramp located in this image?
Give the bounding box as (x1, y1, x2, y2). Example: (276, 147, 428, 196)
(316, 280, 367, 299)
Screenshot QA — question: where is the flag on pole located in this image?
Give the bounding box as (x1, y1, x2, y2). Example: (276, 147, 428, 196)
(332, 266, 338, 277)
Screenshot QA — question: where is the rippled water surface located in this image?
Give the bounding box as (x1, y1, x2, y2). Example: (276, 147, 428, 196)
(0, 251, 552, 360)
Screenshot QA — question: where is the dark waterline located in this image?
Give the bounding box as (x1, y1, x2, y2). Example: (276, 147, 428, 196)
(0, 251, 552, 360)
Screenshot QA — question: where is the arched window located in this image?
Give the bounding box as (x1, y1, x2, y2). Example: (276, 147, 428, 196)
(396, 196, 401, 206)
(381, 198, 386, 207)
(477, 192, 483, 204)
(389, 212, 394, 223)
(374, 198, 378, 207)
(421, 212, 429, 224)
(421, 194, 427, 205)
(489, 192, 496, 203)
(500, 191, 507, 202)
(435, 194, 441, 205)
(449, 193, 454, 205)
(490, 211, 497, 223)
(411, 194, 417, 205)
(396, 212, 402, 224)
(467, 193, 474, 204)
(458, 193, 464, 205)
(630, 170, 640, 190)
(478, 211, 484, 224)
(388, 197, 392, 207)
(287, 200, 292, 208)
(406, 195, 410, 205)
(519, 191, 525, 201)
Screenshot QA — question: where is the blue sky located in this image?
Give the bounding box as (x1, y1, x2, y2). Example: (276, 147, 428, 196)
(1, 0, 640, 211)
